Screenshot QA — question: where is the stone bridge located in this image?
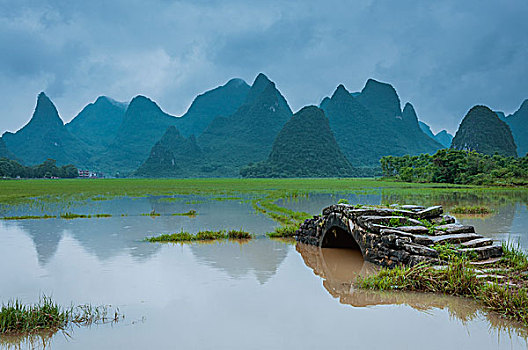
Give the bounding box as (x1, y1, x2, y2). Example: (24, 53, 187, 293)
(295, 204, 503, 267)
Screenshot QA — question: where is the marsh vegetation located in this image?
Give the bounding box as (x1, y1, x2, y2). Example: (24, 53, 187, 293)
(0, 296, 122, 336)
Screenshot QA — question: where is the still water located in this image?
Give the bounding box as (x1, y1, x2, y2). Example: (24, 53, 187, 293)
(0, 192, 527, 349)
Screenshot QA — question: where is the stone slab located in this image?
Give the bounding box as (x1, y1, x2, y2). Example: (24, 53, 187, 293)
(460, 238, 493, 248)
(415, 206, 443, 219)
(430, 233, 481, 244)
(460, 244, 503, 260)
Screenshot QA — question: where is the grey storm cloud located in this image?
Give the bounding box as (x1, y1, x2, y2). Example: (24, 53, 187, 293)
(0, 0, 527, 135)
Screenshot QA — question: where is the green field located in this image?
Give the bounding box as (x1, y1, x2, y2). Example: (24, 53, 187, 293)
(0, 177, 521, 205)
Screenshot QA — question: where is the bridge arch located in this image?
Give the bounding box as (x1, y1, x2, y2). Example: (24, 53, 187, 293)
(321, 226, 361, 250)
(319, 213, 362, 253)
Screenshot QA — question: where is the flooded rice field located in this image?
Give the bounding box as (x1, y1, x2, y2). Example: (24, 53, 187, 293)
(0, 190, 527, 349)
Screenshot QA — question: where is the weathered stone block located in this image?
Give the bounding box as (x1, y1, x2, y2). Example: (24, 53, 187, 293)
(433, 224, 475, 235)
(430, 233, 482, 245)
(403, 242, 439, 258)
(416, 206, 443, 219)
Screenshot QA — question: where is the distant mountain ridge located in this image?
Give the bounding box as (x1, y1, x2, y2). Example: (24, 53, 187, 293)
(320, 80, 442, 169)
(197, 73, 292, 176)
(418, 121, 453, 148)
(498, 100, 528, 156)
(2, 75, 525, 178)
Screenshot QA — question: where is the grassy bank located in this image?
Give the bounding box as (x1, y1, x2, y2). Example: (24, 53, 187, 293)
(146, 229, 252, 242)
(0, 296, 122, 335)
(358, 243, 528, 325)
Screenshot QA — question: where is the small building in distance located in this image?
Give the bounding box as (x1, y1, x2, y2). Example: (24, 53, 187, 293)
(78, 170, 104, 178)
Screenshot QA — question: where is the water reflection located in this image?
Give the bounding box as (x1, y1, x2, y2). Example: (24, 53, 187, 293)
(0, 196, 278, 267)
(296, 243, 528, 339)
(189, 238, 289, 284)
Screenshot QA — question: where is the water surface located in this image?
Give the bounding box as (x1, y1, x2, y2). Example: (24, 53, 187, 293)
(0, 192, 527, 349)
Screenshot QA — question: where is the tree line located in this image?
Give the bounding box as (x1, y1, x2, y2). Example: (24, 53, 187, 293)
(0, 158, 78, 179)
(380, 149, 528, 185)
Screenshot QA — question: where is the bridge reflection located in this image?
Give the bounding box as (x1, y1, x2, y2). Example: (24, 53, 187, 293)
(296, 242, 528, 338)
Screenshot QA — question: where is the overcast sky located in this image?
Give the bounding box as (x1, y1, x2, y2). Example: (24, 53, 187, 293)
(1, 0, 527, 135)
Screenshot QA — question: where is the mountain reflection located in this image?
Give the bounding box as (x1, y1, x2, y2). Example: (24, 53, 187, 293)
(5, 217, 161, 266)
(189, 238, 289, 284)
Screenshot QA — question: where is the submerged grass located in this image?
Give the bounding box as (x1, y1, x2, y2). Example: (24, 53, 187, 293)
(146, 229, 252, 242)
(172, 210, 197, 217)
(451, 205, 492, 214)
(141, 210, 161, 217)
(60, 213, 90, 219)
(0, 296, 122, 335)
(1, 215, 55, 220)
(358, 246, 528, 326)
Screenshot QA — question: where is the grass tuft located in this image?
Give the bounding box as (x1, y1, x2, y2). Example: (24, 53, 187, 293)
(227, 230, 252, 239)
(147, 229, 253, 242)
(171, 210, 197, 217)
(0, 296, 122, 335)
(500, 242, 528, 271)
(267, 224, 298, 238)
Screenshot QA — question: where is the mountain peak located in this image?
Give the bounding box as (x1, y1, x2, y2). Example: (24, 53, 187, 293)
(403, 102, 414, 111)
(452, 105, 517, 157)
(358, 78, 402, 118)
(225, 78, 248, 87)
(253, 73, 272, 86)
(331, 84, 351, 100)
(361, 79, 399, 100)
(246, 73, 274, 103)
(127, 95, 165, 114)
(519, 99, 528, 113)
(31, 92, 63, 127)
(402, 102, 417, 120)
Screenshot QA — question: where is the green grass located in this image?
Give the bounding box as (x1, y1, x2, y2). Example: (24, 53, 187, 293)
(500, 242, 528, 271)
(451, 205, 492, 214)
(146, 229, 253, 242)
(94, 214, 112, 218)
(0, 178, 492, 206)
(141, 210, 161, 217)
(1, 215, 55, 220)
(172, 210, 197, 217)
(267, 225, 298, 238)
(60, 212, 91, 219)
(0, 296, 122, 335)
(358, 250, 528, 326)
(227, 230, 252, 239)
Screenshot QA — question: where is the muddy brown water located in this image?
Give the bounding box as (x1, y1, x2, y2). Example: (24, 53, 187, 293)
(0, 193, 527, 349)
